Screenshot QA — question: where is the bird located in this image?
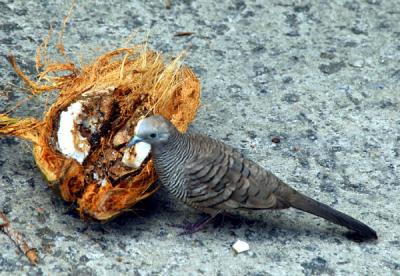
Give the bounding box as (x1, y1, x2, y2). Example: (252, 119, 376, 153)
(128, 115, 377, 241)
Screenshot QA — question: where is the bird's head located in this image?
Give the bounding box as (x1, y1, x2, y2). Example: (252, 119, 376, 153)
(127, 115, 176, 147)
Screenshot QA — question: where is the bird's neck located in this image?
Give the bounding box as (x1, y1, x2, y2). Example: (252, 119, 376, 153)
(152, 130, 187, 156)
(150, 131, 192, 201)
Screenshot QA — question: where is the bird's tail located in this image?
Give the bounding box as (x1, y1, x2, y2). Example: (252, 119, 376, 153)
(287, 191, 377, 241)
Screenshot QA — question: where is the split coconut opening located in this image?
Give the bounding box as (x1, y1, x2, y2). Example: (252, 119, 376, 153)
(56, 87, 151, 186)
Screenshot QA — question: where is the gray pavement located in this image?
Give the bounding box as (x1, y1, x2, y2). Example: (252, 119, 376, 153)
(0, 0, 399, 275)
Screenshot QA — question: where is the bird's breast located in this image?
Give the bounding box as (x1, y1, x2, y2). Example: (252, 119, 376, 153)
(152, 150, 189, 202)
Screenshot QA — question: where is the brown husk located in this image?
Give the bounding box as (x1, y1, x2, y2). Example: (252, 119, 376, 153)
(0, 44, 200, 220)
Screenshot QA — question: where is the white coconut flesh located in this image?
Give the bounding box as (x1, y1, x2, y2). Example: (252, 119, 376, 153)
(57, 101, 90, 164)
(122, 142, 151, 169)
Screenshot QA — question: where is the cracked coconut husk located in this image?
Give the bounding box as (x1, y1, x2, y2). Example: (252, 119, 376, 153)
(0, 45, 200, 221)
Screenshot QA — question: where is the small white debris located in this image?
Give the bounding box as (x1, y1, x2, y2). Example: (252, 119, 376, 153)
(122, 142, 151, 169)
(100, 178, 108, 187)
(232, 240, 250, 254)
(93, 173, 99, 181)
(349, 59, 364, 68)
(57, 102, 91, 164)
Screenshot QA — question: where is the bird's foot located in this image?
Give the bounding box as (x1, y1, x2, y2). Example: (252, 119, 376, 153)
(168, 214, 215, 235)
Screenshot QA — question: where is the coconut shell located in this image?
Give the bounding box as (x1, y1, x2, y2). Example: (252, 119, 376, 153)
(0, 45, 200, 220)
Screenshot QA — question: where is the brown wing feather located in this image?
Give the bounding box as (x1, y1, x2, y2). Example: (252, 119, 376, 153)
(185, 135, 291, 211)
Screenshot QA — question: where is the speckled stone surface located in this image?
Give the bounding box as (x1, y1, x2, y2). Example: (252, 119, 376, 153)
(1, 0, 399, 275)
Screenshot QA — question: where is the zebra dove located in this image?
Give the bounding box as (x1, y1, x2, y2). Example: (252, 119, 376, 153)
(128, 115, 377, 241)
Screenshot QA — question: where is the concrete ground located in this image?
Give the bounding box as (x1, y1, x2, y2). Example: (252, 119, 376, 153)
(1, 0, 399, 275)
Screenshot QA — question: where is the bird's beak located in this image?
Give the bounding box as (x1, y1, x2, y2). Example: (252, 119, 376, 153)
(127, 136, 143, 147)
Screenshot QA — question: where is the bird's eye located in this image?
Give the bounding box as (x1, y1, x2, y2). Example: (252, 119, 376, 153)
(150, 133, 157, 138)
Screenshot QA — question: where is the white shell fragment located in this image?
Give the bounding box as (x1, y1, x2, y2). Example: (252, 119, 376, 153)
(122, 142, 151, 169)
(232, 240, 250, 254)
(57, 102, 91, 164)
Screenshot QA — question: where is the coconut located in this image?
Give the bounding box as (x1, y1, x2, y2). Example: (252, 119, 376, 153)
(0, 45, 200, 220)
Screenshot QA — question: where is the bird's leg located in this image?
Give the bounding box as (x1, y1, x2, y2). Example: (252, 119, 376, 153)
(181, 214, 214, 235)
(212, 212, 225, 228)
(168, 211, 221, 235)
(212, 211, 235, 228)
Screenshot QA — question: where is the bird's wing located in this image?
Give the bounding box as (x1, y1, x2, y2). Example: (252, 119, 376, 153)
(185, 136, 289, 210)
